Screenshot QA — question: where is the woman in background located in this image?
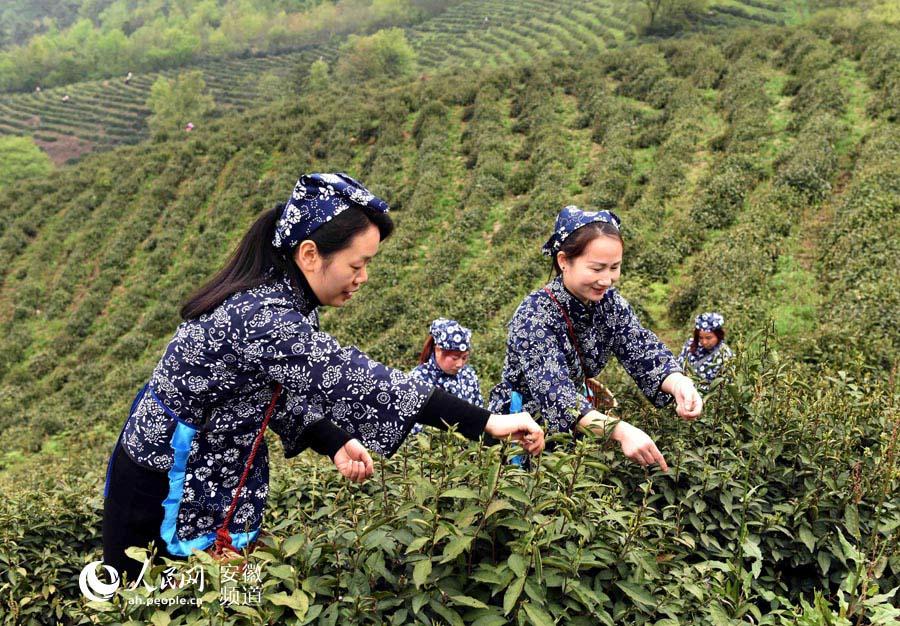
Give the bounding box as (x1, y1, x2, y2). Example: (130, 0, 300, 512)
(677, 312, 734, 393)
(408, 318, 484, 436)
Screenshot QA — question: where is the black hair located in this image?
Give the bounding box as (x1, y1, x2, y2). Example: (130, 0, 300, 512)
(181, 203, 393, 320)
(552, 221, 624, 276)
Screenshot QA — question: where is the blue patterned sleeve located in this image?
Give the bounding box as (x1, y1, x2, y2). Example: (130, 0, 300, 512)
(472, 371, 485, 409)
(510, 300, 593, 433)
(408, 364, 430, 384)
(606, 292, 681, 408)
(676, 338, 691, 369)
(240, 304, 432, 457)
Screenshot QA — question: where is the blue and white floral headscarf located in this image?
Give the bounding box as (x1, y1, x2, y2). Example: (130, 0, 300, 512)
(272, 172, 389, 251)
(695, 312, 725, 332)
(430, 318, 472, 352)
(541, 205, 621, 257)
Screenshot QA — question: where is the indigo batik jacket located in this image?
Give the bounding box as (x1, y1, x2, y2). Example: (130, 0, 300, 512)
(677, 339, 734, 392)
(488, 276, 681, 434)
(113, 270, 432, 555)
(409, 357, 484, 408)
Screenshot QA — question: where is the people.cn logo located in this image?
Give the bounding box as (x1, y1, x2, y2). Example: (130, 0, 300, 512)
(79, 560, 120, 602)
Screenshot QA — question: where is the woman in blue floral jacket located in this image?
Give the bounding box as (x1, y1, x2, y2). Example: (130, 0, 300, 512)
(489, 206, 703, 471)
(408, 319, 484, 436)
(103, 173, 544, 580)
(410, 318, 484, 407)
(677, 312, 734, 393)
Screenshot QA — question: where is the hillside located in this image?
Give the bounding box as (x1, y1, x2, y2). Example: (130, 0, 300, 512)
(0, 4, 897, 624)
(0, 0, 799, 164)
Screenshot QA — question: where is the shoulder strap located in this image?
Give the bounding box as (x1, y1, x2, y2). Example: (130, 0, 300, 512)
(213, 383, 283, 555)
(542, 287, 589, 380)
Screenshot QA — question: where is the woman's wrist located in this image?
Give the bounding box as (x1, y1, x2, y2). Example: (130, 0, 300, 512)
(578, 410, 623, 438)
(661, 372, 688, 395)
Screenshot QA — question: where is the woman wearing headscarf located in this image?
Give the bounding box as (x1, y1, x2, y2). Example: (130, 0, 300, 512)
(407, 319, 484, 436)
(102, 173, 544, 580)
(410, 318, 483, 406)
(489, 206, 703, 471)
(677, 312, 734, 393)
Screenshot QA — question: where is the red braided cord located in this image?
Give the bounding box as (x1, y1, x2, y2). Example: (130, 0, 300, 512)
(543, 287, 589, 377)
(213, 383, 283, 554)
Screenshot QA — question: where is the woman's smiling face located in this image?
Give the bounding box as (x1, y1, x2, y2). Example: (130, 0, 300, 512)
(557, 235, 623, 304)
(295, 223, 381, 307)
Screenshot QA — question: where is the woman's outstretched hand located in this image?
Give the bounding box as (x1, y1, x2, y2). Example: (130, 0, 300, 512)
(663, 373, 703, 420)
(612, 421, 669, 472)
(579, 411, 669, 472)
(485, 412, 545, 455)
(333, 439, 374, 483)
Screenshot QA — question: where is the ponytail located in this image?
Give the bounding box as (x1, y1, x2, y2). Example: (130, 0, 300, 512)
(181, 205, 289, 320)
(418, 335, 435, 365)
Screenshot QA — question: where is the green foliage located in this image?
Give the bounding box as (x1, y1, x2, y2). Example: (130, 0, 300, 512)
(0, 136, 53, 189)
(336, 28, 417, 83)
(1, 352, 898, 623)
(0, 0, 448, 92)
(306, 57, 331, 92)
(0, 0, 85, 48)
(636, 0, 709, 35)
(146, 70, 216, 137)
(1, 12, 899, 624)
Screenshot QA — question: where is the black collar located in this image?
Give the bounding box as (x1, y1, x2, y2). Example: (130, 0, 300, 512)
(273, 264, 321, 314)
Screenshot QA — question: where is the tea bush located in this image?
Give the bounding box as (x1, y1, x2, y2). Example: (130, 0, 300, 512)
(1, 347, 897, 624)
(1, 8, 899, 623)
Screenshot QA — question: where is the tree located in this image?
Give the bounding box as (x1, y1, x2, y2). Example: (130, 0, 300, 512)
(0, 136, 53, 190)
(639, 0, 707, 32)
(146, 70, 216, 137)
(335, 28, 416, 83)
(306, 57, 330, 91)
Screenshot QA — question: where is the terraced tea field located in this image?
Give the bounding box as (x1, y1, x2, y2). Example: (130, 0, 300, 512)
(0, 0, 796, 164)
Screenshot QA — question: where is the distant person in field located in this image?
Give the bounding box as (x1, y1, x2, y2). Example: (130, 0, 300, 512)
(677, 312, 734, 393)
(185, 122, 195, 132)
(489, 206, 703, 471)
(408, 319, 484, 436)
(102, 173, 544, 580)
(125, 71, 133, 85)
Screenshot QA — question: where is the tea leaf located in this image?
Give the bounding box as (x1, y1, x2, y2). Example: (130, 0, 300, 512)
(798, 525, 816, 552)
(442, 487, 480, 499)
(450, 594, 490, 609)
(741, 537, 762, 561)
(504, 576, 526, 614)
(522, 601, 555, 626)
(485, 499, 515, 520)
(413, 558, 432, 588)
(441, 535, 474, 562)
(508, 553, 528, 578)
(267, 590, 309, 618)
(615, 582, 655, 609)
(283, 533, 305, 557)
(406, 536, 430, 554)
(412, 592, 429, 615)
(844, 504, 860, 540)
(430, 600, 465, 626)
